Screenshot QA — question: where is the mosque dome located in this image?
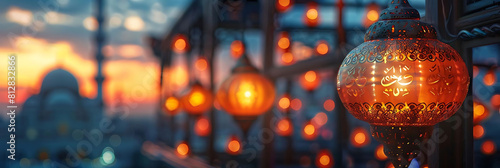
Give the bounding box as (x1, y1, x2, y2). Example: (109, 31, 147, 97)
(45, 90, 78, 108)
(40, 69, 79, 95)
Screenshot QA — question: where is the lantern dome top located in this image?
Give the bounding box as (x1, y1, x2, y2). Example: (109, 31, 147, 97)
(365, 0, 437, 41)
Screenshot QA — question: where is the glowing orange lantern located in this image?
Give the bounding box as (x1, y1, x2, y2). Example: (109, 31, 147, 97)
(216, 50, 275, 134)
(176, 141, 190, 158)
(164, 96, 181, 115)
(299, 70, 321, 91)
(473, 125, 485, 139)
(375, 144, 388, 161)
(350, 127, 370, 148)
(315, 149, 333, 168)
(481, 140, 497, 155)
(483, 68, 496, 86)
(226, 136, 242, 155)
(172, 34, 188, 53)
(230, 40, 244, 59)
(304, 3, 319, 27)
(276, 117, 293, 136)
(473, 100, 490, 125)
(277, 32, 291, 50)
(337, 1, 469, 167)
(180, 82, 213, 115)
(194, 116, 211, 137)
(363, 2, 381, 28)
(315, 40, 329, 55)
(276, 0, 293, 12)
(302, 120, 318, 140)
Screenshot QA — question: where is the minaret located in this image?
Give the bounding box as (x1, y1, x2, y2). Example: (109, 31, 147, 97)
(94, 0, 105, 109)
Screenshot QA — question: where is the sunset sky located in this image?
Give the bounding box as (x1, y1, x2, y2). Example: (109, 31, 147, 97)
(0, 0, 192, 116)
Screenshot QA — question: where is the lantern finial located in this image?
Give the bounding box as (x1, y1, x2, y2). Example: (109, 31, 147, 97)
(379, 0, 419, 20)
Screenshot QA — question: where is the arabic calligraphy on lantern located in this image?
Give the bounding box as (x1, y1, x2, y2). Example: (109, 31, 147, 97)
(381, 65, 413, 96)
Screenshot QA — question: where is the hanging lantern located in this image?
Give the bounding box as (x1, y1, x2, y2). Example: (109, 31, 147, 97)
(230, 40, 245, 59)
(172, 34, 189, 53)
(275, 117, 293, 136)
(473, 100, 490, 125)
(176, 141, 190, 158)
(337, 1, 469, 167)
(180, 82, 213, 115)
(164, 96, 181, 115)
(363, 2, 381, 28)
(301, 120, 318, 140)
(194, 116, 211, 137)
(216, 50, 276, 135)
(226, 135, 242, 155)
(303, 3, 319, 27)
(350, 127, 370, 148)
(299, 70, 321, 91)
(276, 0, 293, 13)
(315, 40, 329, 56)
(315, 149, 333, 168)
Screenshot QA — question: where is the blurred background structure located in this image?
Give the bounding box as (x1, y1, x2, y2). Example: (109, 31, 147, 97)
(0, 0, 499, 168)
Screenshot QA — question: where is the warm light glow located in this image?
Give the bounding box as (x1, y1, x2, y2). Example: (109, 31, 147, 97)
(304, 3, 319, 27)
(481, 140, 496, 155)
(176, 142, 189, 158)
(375, 144, 388, 161)
(164, 96, 180, 115)
(226, 136, 242, 155)
(181, 83, 213, 115)
(351, 128, 370, 148)
(367, 10, 379, 22)
(291, 98, 302, 111)
(230, 40, 244, 58)
(281, 52, 294, 65)
(276, 117, 293, 136)
(172, 34, 188, 53)
(300, 71, 321, 91)
(484, 69, 496, 86)
(315, 150, 333, 168)
(118, 44, 142, 58)
(194, 116, 211, 137)
(278, 33, 291, 50)
(195, 58, 208, 71)
(236, 82, 257, 106)
(189, 92, 205, 107)
(7, 7, 33, 26)
(323, 99, 335, 111)
(302, 121, 318, 140)
(386, 163, 395, 168)
(83, 17, 97, 31)
(473, 100, 489, 124)
(473, 66, 479, 78)
(278, 95, 291, 111)
(306, 8, 318, 20)
(316, 41, 329, 55)
(473, 125, 484, 139)
(276, 0, 292, 12)
(124, 16, 144, 31)
(491, 94, 500, 107)
(312, 112, 328, 126)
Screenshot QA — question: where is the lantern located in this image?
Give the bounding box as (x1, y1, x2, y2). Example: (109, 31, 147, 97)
(299, 70, 321, 91)
(337, 1, 469, 167)
(172, 34, 188, 53)
(315, 149, 333, 168)
(303, 3, 319, 27)
(180, 82, 213, 115)
(194, 116, 211, 137)
(363, 2, 381, 28)
(226, 135, 242, 155)
(276, 117, 293, 136)
(216, 50, 275, 135)
(276, 0, 293, 13)
(164, 96, 181, 115)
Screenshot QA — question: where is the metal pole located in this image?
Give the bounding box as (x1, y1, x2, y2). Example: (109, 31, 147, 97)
(260, 0, 276, 167)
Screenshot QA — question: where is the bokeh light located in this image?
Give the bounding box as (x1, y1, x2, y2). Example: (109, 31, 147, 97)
(375, 144, 387, 161)
(481, 140, 496, 155)
(176, 141, 189, 158)
(230, 40, 244, 59)
(473, 125, 484, 139)
(323, 99, 335, 111)
(350, 127, 370, 148)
